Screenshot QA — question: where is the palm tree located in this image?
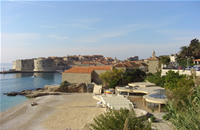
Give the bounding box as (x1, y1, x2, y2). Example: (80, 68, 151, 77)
(189, 38, 200, 59)
(179, 46, 188, 58)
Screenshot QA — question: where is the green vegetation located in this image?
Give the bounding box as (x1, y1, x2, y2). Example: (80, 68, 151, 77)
(156, 69, 200, 130)
(145, 71, 165, 87)
(99, 68, 146, 89)
(164, 70, 186, 90)
(177, 38, 200, 66)
(150, 116, 156, 122)
(89, 107, 151, 130)
(58, 80, 70, 91)
(123, 69, 146, 83)
(165, 85, 200, 130)
(159, 56, 170, 66)
(145, 70, 187, 89)
(99, 68, 124, 89)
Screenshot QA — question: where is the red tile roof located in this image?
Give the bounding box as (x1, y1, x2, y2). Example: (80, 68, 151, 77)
(63, 66, 112, 73)
(128, 61, 140, 67)
(113, 63, 126, 67)
(137, 63, 148, 66)
(193, 59, 200, 61)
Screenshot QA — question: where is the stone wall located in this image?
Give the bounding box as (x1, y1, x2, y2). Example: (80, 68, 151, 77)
(92, 70, 109, 84)
(33, 58, 55, 72)
(148, 60, 159, 73)
(161, 69, 200, 76)
(12, 61, 16, 70)
(21, 59, 34, 71)
(62, 73, 92, 84)
(15, 60, 22, 71)
(14, 59, 34, 72)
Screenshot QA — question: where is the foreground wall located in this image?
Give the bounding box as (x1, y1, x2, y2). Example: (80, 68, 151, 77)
(161, 69, 200, 76)
(62, 73, 91, 84)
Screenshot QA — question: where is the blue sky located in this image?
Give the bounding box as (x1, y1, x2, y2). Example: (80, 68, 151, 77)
(1, 1, 200, 63)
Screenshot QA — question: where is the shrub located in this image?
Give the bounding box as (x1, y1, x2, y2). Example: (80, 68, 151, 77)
(58, 80, 70, 92)
(150, 116, 156, 122)
(89, 107, 151, 130)
(165, 85, 200, 130)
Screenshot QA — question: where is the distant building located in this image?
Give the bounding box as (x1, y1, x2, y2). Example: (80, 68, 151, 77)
(148, 51, 160, 73)
(105, 57, 114, 62)
(13, 59, 34, 72)
(62, 66, 112, 84)
(113, 61, 141, 72)
(169, 53, 178, 64)
(126, 56, 139, 61)
(193, 59, 200, 65)
(33, 58, 55, 72)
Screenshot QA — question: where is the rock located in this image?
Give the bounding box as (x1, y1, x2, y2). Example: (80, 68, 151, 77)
(36, 88, 44, 91)
(25, 92, 60, 98)
(57, 85, 68, 92)
(38, 90, 43, 92)
(44, 85, 60, 91)
(67, 85, 77, 92)
(7, 92, 18, 96)
(18, 90, 32, 95)
(76, 83, 87, 93)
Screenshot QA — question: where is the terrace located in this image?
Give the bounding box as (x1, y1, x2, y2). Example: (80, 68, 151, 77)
(115, 82, 167, 112)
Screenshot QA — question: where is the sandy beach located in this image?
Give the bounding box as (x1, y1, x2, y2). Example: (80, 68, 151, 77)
(0, 93, 105, 130)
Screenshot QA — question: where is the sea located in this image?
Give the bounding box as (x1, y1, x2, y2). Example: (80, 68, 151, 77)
(0, 63, 62, 113)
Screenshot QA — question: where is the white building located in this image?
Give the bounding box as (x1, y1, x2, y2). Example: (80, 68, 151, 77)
(169, 53, 178, 64)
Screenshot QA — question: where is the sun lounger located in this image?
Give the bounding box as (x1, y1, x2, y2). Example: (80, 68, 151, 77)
(100, 95, 133, 110)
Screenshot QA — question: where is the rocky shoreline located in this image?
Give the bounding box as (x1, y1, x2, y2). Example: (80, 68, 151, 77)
(5, 83, 90, 98)
(5, 89, 60, 98)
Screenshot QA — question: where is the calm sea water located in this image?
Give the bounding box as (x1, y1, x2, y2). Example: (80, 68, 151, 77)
(0, 63, 62, 112)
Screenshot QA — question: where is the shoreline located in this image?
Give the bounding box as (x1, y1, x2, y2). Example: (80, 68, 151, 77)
(0, 93, 105, 130)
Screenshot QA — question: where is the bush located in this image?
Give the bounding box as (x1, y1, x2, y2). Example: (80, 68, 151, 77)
(58, 80, 70, 92)
(165, 85, 200, 130)
(150, 116, 156, 122)
(145, 71, 165, 87)
(162, 115, 169, 120)
(89, 107, 151, 130)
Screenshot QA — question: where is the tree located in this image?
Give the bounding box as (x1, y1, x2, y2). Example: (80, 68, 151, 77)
(160, 56, 170, 66)
(99, 68, 124, 88)
(99, 69, 146, 89)
(123, 69, 146, 83)
(145, 71, 165, 87)
(164, 70, 186, 90)
(177, 38, 200, 66)
(89, 107, 151, 130)
(189, 38, 200, 59)
(166, 76, 195, 109)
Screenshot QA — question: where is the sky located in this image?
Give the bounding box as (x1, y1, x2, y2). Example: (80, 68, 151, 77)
(1, 0, 200, 63)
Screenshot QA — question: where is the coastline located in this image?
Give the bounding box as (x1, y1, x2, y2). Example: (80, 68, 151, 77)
(0, 93, 105, 130)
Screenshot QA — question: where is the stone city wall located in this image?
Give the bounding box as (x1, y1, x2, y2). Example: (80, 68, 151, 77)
(21, 59, 34, 71)
(14, 59, 34, 72)
(33, 58, 55, 72)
